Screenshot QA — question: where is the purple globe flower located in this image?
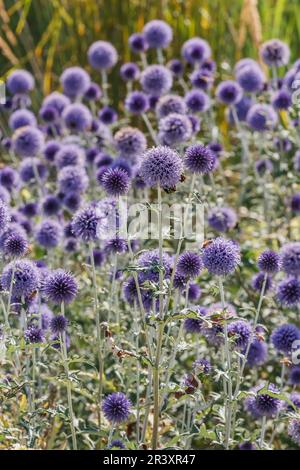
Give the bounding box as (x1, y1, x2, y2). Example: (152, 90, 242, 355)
(251, 272, 272, 292)
(101, 168, 130, 196)
(228, 95, 254, 123)
(55, 145, 84, 169)
(239, 442, 256, 451)
(202, 237, 240, 276)
(277, 277, 300, 307)
(129, 33, 148, 53)
(139, 146, 183, 188)
(255, 159, 273, 176)
(63, 191, 81, 212)
(1, 259, 39, 298)
(120, 62, 140, 82)
(72, 205, 101, 242)
(43, 140, 61, 162)
(58, 165, 88, 194)
(155, 94, 187, 119)
(42, 269, 78, 304)
(271, 323, 300, 354)
(13, 126, 44, 157)
(42, 92, 70, 115)
(291, 193, 300, 213)
(108, 439, 126, 450)
(137, 249, 172, 283)
(62, 103, 92, 132)
(245, 383, 282, 418)
(184, 144, 215, 174)
(158, 113, 192, 146)
(102, 392, 131, 423)
(114, 127, 146, 161)
(236, 65, 264, 93)
(0, 167, 19, 191)
(3, 232, 28, 258)
(258, 250, 280, 274)
(190, 69, 214, 91)
(271, 89, 292, 110)
(216, 80, 243, 105)
(246, 104, 278, 132)
(234, 58, 259, 74)
(50, 315, 68, 335)
(288, 419, 300, 446)
(228, 320, 251, 350)
(35, 219, 63, 248)
(25, 326, 44, 344)
(9, 109, 37, 130)
(84, 82, 102, 101)
(246, 339, 268, 367)
(280, 243, 300, 276)
(185, 89, 210, 113)
(125, 91, 149, 115)
(140, 65, 173, 97)
(289, 367, 300, 385)
(184, 306, 207, 333)
(19, 158, 48, 183)
(98, 106, 118, 125)
(208, 207, 237, 232)
(143, 20, 172, 49)
(0, 201, 10, 234)
(188, 282, 201, 301)
(39, 105, 58, 123)
(60, 66, 90, 98)
(90, 248, 105, 267)
(7, 69, 34, 95)
(104, 237, 127, 255)
(167, 59, 184, 77)
(177, 251, 203, 278)
(88, 40, 118, 70)
(193, 357, 211, 375)
(41, 195, 61, 216)
(181, 37, 211, 65)
(260, 39, 290, 67)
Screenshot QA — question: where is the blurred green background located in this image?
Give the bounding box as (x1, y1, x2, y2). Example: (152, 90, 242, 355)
(0, 0, 300, 106)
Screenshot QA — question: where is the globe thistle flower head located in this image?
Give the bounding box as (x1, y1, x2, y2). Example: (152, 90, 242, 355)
(125, 91, 149, 115)
(239, 442, 256, 451)
(177, 251, 203, 278)
(24, 326, 44, 344)
(50, 315, 68, 335)
(260, 39, 290, 67)
(42, 269, 77, 304)
(190, 69, 214, 91)
(114, 126, 146, 161)
(246, 339, 268, 367)
(155, 94, 187, 119)
(216, 80, 243, 105)
(72, 205, 101, 242)
(60, 66, 90, 98)
(137, 249, 173, 283)
(84, 82, 102, 101)
(101, 168, 130, 197)
(181, 37, 211, 65)
(173, 271, 188, 290)
(258, 250, 280, 273)
(55, 144, 84, 169)
(185, 89, 210, 113)
(184, 144, 216, 174)
(129, 33, 148, 53)
(202, 237, 240, 276)
(228, 95, 254, 123)
(289, 366, 300, 386)
(245, 383, 282, 418)
(236, 65, 264, 93)
(183, 307, 206, 334)
(58, 165, 88, 194)
(43, 140, 61, 162)
(271, 89, 292, 110)
(123, 276, 138, 305)
(98, 106, 118, 125)
(4, 232, 28, 258)
(90, 248, 105, 267)
(188, 115, 201, 134)
(108, 439, 126, 450)
(9, 109, 37, 130)
(102, 392, 131, 423)
(88, 40, 118, 70)
(234, 58, 259, 74)
(193, 357, 211, 375)
(288, 419, 300, 446)
(271, 323, 300, 354)
(280, 242, 300, 276)
(63, 191, 81, 212)
(19, 158, 48, 184)
(1, 259, 40, 298)
(0, 201, 10, 234)
(188, 283, 201, 302)
(42, 92, 70, 115)
(140, 65, 173, 97)
(39, 105, 58, 123)
(62, 103, 92, 132)
(7, 69, 34, 95)
(291, 193, 300, 213)
(13, 126, 44, 157)
(167, 59, 184, 77)
(35, 219, 62, 249)
(139, 146, 183, 188)
(143, 20, 172, 49)
(158, 113, 192, 146)
(120, 62, 140, 82)
(277, 277, 300, 307)
(228, 320, 252, 350)
(255, 159, 273, 176)
(104, 237, 127, 255)
(208, 207, 237, 232)
(202, 323, 224, 347)
(41, 195, 61, 216)
(246, 104, 278, 132)
(289, 392, 300, 410)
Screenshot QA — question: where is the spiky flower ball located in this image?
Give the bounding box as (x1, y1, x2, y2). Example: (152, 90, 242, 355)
(25, 326, 44, 344)
(139, 146, 183, 188)
(58, 165, 88, 195)
(143, 20, 172, 49)
(185, 89, 210, 113)
(50, 315, 68, 335)
(271, 323, 300, 354)
(288, 419, 300, 446)
(208, 207, 237, 232)
(202, 237, 240, 276)
(236, 65, 264, 93)
(258, 250, 280, 274)
(193, 357, 211, 375)
(4, 232, 28, 258)
(62, 103, 92, 132)
(102, 392, 131, 423)
(88, 40, 118, 70)
(277, 277, 300, 307)
(55, 145, 84, 169)
(7, 69, 34, 95)
(72, 205, 101, 242)
(42, 195, 61, 216)
(245, 383, 282, 418)
(129, 33, 148, 53)
(1, 259, 40, 298)
(140, 65, 173, 96)
(114, 127, 146, 160)
(216, 80, 243, 105)
(13, 126, 44, 157)
(42, 269, 78, 305)
(137, 249, 173, 283)
(184, 306, 207, 334)
(184, 144, 215, 174)
(289, 367, 300, 386)
(246, 104, 278, 132)
(181, 37, 211, 65)
(125, 91, 149, 115)
(35, 220, 62, 249)
(9, 109, 37, 130)
(228, 320, 252, 350)
(251, 272, 272, 292)
(280, 243, 300, 276)
(60, 66, 90, 98)
(272, 89, 292, 110)
(177, 251, 203, 278)
(158, 113, 192, 146)
(156, 94, 187, 119)
(260, 39, 290, 67)
(101, 168, 130, 197)
(246, 339, 268, 367)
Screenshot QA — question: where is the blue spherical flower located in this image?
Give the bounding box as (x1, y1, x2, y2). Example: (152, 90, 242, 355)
(35, 219, 62, 248)
(291, 193, 300, 213)
(58, 165, 88, 194)
(246, 339, 268, 367)
(98, 106, 118, 125)
(277, 278, 300, 307)
(236, 65, 264, 93)
(271, 323, 300, 354)
(239, 442, 256, 450)
(255, 159, 273, 176)
(25, 326, 44, 344)
(13, 126, 44, 157)
(104, 237, 127, 255)
(3, 232, 28, 258)
(120, 62, 140, 82)
(193, 357, 211, 375)
(140, 65, 173, 97)
(55, 144, 84, 169)
(9, 109, 37, 130)
(158, 113, 192, 146)
(252, 272, 273, 292)
(139, 145, 183, 188)
(246, 104, 278, 131)
(181, 37, 211, 65)
(185, 89, 210, 113)
(42, 195, 61, 216)
(42, 269, 77, 304)
(88, 40, 118, 70)
(288, 419, 300, 446)
(202, 237, 240, 276)
(72, 205, 101, 242)
(184, 143, 215, 174)
(177, 251, 203, 278)
(19, 157, 48, 184)
(50, 315, 68, 335)
(101, 167, 130, 196)
(129, 33, 148, 53)
(216, 80, 243, 105)
(271, 89, 292, 110)
(1, 259, 39, 298)
(258, 250, 280, 274)
(260, 39, 290, 67)
(184, 306, 207, 333)
(190, 69, 213, 91)
(208, 207, 237, 232)
(62, 103, 92, 132)
(7, 69, 34, 95)
(234, 58, 259, 74)
(289, 367, 300, 386)
(137, 249, 172, 283)
(43, 140, 61, 162)
(39, 105, 58, 123)
(125, 91, 149, 115)
(108, 439, 126, 449)
(245, 383, 282, 418)
(228, 320, 251, 350)
(42, 92, 70, 115)
(102, 392, 131, 423)
(114, 127, 146, 161)
(60, 66, 90, 98)
(0, 201, 10, 234)
(188, 283, 201, 301)
(228, 95, 254, 123)
(84, 82, 102, 101)
(143, 20, 172, 49)
(280, 243, 300, 276)
(155, 94, 187, 119)
(167, 59, 184, 77)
